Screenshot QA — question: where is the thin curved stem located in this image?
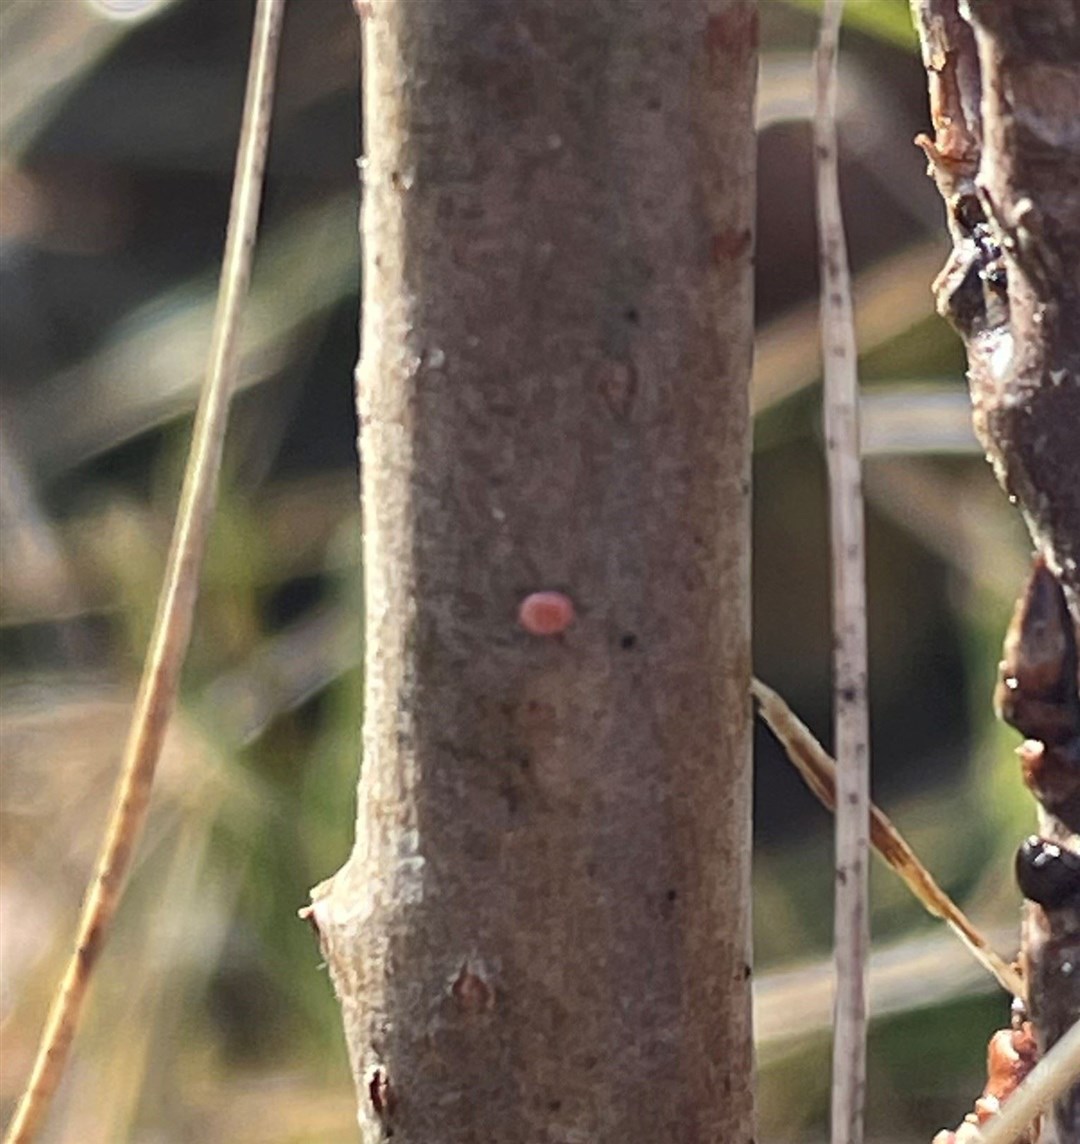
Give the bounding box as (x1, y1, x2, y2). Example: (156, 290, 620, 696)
(752, 677, 1025, 1002)
(813, 1, 872, 1141)
(3, 2, 286, 1139)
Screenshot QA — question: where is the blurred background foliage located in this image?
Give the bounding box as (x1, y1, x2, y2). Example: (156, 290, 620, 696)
(0, 0, 1036, 1140)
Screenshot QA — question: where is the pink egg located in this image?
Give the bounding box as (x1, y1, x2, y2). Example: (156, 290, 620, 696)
(518, 591, 575, 636)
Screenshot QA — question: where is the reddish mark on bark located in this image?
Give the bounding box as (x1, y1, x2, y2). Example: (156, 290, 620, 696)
(352, 0, 373, 18)
(711, 228, 752, 265)
(705, 8, 759, 73)
(369, 1068, 397, 1123)
(593, 358, 637, 419)
(518, 591, 575, 636)
(522, 698, 556, 726)
(452, 962, 494, 1012)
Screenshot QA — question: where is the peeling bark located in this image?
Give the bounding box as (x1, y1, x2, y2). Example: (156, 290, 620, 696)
(911, 1, 1080, 1139)
(305, 1, 758, 1140)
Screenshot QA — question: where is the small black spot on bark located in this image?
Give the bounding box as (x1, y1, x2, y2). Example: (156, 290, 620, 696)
(620, 633, 638, 650)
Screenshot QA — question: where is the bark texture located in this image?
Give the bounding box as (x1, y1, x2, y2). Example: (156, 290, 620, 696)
(306, 1, 758, 1140)
(911, 1, 1080, 1139)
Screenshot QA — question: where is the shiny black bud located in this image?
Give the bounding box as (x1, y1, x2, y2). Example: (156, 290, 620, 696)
(1015, 835, 1080, 909)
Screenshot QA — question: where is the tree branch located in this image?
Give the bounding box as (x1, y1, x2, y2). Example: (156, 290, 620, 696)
(910, 1, 1080, 1139)
(306, 1, 759, 1138)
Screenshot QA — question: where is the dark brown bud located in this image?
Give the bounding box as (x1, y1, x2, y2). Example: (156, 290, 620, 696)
(995, 558, 1080, 746)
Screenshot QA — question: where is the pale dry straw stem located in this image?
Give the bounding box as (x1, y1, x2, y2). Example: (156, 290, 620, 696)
(3, 2, 286, 1140)
(813, 1, 872, 1141)
(751, 677, 1025, 1002)
(977, 1020, 1080, 1144)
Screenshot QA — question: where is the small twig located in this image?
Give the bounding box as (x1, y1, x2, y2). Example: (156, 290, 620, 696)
(978, 1020, 1080, 1144)
(3, 2, 286, 1140)
(813, 2, 872, 1141)
(752, 677, 1025, 1001)
(907, 0, 981, 209)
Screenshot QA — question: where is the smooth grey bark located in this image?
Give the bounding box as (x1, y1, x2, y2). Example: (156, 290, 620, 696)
(911, 1, 1080, 1139)
(305, 0, 758, 1140)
